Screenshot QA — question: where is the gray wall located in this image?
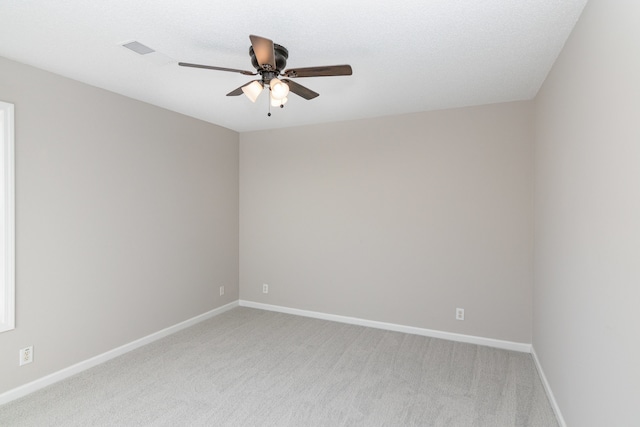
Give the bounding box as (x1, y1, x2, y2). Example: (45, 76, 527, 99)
(0, 56, 239, 394)
(240, 102, 534, 343)
(533, 0, 640, 425)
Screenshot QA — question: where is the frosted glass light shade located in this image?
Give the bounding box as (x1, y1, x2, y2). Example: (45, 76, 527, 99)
(269, 79, 289, 100)
(270, 94, 289, 107)
(242, 81, 264, 103)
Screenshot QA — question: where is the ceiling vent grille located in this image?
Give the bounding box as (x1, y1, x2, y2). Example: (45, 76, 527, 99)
(122, 41, 155, 55)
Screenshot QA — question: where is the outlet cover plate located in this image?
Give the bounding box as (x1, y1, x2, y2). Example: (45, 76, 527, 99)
(19, 346, 33, 366)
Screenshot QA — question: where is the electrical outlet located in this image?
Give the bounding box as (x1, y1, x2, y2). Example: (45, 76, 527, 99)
(262, 283, 269, 294)
(19, 346, 33, 366)
(219, 286, 225, 296)
(456, 308, 465, 321)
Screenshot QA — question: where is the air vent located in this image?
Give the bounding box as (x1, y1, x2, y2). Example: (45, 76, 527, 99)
(122, 41, 155, 55)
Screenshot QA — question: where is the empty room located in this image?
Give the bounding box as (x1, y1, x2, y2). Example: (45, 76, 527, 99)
(0, 0, 638, 426)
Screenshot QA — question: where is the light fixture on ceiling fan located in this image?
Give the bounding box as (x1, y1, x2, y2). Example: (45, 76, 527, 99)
(241, 78, 289, 106)
(179, 35, 352, 115)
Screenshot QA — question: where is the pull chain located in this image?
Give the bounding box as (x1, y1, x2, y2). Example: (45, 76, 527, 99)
(267, 90, 272, 117)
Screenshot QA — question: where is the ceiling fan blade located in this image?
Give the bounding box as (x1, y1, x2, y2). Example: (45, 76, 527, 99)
(281, 79, 319, 100)
(178, 62, 256, 76)
(249, 35, 276, 69)
(283, 65, 352, 78)
(226, 80, 261, 96)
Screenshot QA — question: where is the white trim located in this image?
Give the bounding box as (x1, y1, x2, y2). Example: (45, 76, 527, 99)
(0, 100, 15, 334)
(0, 301, 238, 405)
(239, 300, 532, 353)
(531, 346, 566, 427)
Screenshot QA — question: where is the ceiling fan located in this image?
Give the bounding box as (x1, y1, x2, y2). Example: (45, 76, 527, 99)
(178, 35, 352, 110)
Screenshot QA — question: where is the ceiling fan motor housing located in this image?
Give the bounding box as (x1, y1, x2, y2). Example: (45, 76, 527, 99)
(250, 43, 289, 78)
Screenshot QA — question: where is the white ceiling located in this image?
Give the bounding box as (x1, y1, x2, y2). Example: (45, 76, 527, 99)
(0, 0, 587, 132)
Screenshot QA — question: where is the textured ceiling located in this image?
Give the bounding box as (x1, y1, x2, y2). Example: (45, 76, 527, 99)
(0, 0, 587, 132)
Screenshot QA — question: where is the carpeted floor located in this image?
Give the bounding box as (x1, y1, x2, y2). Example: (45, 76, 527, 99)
(0, 307, 558, 426)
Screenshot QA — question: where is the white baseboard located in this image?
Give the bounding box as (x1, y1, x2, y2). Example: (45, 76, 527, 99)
(239, 300, 532, 353)
(531, 347, 566, 427)
(0, 301, 239, 406)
